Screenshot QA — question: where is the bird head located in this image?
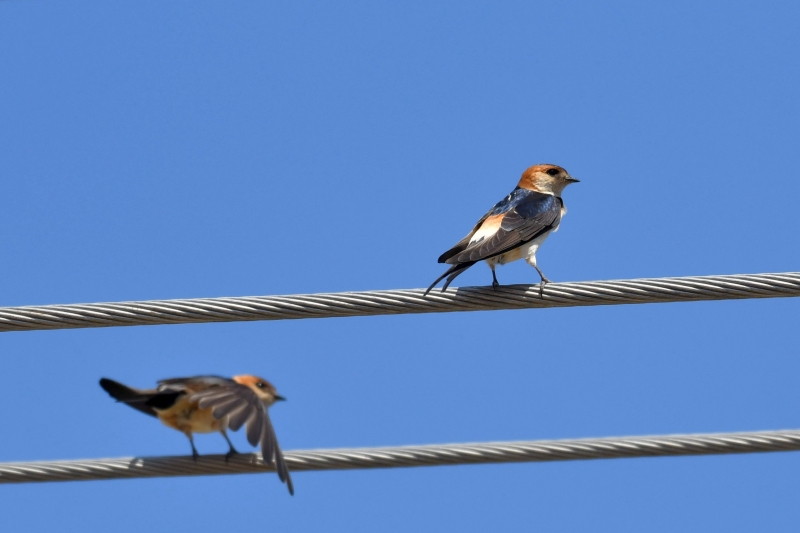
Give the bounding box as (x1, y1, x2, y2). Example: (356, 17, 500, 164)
(232, 375, 286, 405)
(517, 164, 579, 196)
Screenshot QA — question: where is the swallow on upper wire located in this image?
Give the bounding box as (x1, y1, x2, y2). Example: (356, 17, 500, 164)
(425, 164, 579, 295)
(99, 374, 294, 495)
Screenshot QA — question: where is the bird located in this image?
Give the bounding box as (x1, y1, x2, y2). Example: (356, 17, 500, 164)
(99, 374, 294, 495)
(426, 164, 579, 295)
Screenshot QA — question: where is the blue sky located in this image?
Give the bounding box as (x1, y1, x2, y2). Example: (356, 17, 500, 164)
(1, 1, 799, 530)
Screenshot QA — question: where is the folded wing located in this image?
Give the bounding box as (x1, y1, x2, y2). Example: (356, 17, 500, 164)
(442, 190, 562, 265)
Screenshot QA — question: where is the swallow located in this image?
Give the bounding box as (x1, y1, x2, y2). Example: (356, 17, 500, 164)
(99, 374, 294, 495)
(426, 164, 579, 295)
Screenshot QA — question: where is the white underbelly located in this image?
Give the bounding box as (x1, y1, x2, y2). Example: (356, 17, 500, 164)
(488, 228, 554, 266)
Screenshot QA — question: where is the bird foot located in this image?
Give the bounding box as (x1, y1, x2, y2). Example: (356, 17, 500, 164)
(225, 448, 239, 463)
(492, 280, 500, 291)
(538, 277, 551, 298)
(192, 449, 200, 462)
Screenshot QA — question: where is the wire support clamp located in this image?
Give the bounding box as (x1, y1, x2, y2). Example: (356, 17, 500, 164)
(0, 271, 798, 333)
(2, 428, 800, 484)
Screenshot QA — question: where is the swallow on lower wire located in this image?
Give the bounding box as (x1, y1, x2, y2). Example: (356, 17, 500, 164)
(99, 374, 294, 495)
(425, 164, 579, 295)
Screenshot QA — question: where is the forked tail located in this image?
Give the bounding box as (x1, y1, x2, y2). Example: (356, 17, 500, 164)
(99, 378, 160, 417)
(423, 262, 475, 296)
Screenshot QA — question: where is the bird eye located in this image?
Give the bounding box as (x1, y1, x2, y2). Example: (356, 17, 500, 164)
(546, 168, 560, 177)
(256, 382, 265, 388)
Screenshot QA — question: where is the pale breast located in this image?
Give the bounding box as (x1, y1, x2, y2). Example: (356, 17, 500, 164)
(493, 246, 523, 265)
(487, 228, 555, 266)
(519, 229, 554, 260)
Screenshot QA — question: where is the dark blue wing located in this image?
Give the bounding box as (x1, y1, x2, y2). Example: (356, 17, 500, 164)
(157, 375, 235, 389)
(446, 189, 562, 264)
(438, 188, 529, 263)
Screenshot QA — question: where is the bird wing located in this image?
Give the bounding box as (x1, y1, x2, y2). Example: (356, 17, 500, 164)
(444, 190, 562, 264)
(436, 212, 490, 264)
(157, 375, 234, 390)
(148, 376, 236, 409)
(189, 381, 294, 495)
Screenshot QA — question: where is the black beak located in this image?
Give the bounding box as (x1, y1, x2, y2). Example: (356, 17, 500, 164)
(566, 176, 580, 183)
(274, 395, 287, 401)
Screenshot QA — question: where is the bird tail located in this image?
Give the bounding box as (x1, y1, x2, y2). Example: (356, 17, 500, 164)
(99, 378, 161, 417)
(423, 263, 474, 296)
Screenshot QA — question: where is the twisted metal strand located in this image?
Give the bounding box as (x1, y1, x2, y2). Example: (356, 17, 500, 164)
(0, 272, 798, 333)
(2, 429, 800, 484)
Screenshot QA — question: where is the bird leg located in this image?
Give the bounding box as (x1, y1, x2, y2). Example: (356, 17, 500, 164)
(220, 429, 239, 463)
(534, 264, 551, 285)
(185, 432, 200, 461)
(533, 265, 551, 297)
(490, 266, 500, 291)
(525, 253, 551, 296)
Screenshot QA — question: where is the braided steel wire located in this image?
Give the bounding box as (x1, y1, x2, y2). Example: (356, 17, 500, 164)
(0, 271, 798, 333)
(2, 429, 799, 484)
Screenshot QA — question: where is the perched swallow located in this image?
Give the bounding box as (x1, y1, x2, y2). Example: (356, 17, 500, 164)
(99, 375, 293, 495)
(426, 164, 578, 294)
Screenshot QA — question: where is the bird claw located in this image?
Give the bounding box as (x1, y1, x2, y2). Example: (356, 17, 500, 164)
(492, 280, 500, 291)
(192, 450, 200, 462)
(225, 449, 239, 464)
(538, 277, 551, 298)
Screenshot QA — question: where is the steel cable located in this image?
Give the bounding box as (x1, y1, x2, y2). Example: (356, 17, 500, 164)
(0, 271, 799, 333)
(2, 429, 799, 484)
